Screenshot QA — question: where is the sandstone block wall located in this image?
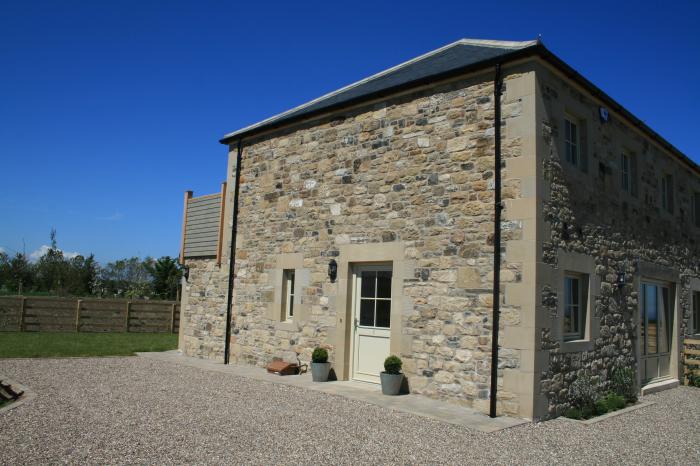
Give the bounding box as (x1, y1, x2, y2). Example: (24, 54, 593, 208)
(534, 61, 700, 418)
(220, 66, 535, 415)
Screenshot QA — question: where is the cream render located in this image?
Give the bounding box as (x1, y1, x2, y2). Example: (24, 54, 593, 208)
(179, 40, 700, 421)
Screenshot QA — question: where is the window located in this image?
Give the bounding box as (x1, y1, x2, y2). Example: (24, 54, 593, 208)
(693, 192, 700, 228)
(693, 291, 700, 334)
(620, 151, 637, 195)
(563, 273, 588, 341)
(358, 269, 392, 328)
(282, 269, 295, 321)
(564, 118, 579, 167)
(661, 174, 674, 213)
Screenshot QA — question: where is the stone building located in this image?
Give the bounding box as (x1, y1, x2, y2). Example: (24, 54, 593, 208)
(178, 39, 700, 420)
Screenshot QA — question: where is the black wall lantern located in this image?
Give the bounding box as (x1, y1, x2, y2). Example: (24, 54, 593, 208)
(181, 265, 190, 282)
(328, 259, 338, 283)
(615, 271, 626, 289)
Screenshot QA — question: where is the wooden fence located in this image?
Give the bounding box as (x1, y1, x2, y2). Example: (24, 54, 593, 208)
(0, 296, 180, 333)
(684, 337, 700, 384)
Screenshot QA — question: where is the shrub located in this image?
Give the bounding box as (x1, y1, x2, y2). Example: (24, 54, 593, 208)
(594, 399, 610, 416)
(687, 372, 700, 387)
(311, 347, 328, 364)
(384, 355, 402, 374)
(611, 365, 637, 403)
(606, 392, 626, 411)
(569, 373, 598, 412)
(564, 408, 582, 420)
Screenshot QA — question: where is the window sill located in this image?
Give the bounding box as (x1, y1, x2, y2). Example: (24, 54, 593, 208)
(560, 339, 593, 353)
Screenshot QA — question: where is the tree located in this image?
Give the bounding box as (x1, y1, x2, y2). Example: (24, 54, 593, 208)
(99, 257, 152, 298)
(8, 253, 33, 293)
(64, 254, 99, 296)
(145, 256, 182, 300)
(35, 229, 68, 294)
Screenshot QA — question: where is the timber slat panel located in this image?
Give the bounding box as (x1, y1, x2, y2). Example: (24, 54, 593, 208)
(2, 296, 179, 333)
(685, 338, 700, 345)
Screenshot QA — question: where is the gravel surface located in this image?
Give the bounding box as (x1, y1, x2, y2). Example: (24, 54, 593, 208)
(1, 357, 698, 465)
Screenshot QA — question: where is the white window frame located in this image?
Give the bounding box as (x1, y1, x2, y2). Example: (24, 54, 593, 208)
(563, 272, 588, 341)
(693, 290, 700, 335)
(282, 269, 295, 321)
(564, 117, 580, 168)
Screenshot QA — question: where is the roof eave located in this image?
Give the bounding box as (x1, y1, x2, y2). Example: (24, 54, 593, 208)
(219, 44, 541, 145)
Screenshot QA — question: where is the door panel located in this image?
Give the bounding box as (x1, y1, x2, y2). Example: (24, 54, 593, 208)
(352, 266, 392, 383)
(640, 282, 673, 384)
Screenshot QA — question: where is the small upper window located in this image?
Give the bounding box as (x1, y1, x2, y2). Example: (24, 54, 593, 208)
(693, 291, 700, 334)
(693, 192, 700, 228)
(661, 174, 674, 213)
(564, 273, 588, 341)
(620, 151, 637, 196)
(282, 269, 295, 321)
(564, 118, 579, 167)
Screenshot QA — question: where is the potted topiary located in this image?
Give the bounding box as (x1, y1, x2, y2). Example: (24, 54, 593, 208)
(380, 355, 403, 395)
(310, 347, 331, 382)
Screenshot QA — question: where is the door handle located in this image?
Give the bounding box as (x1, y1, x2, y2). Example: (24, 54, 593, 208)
(354, 318, 358, 329)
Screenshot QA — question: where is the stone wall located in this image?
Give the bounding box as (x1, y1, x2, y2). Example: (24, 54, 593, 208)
(534, 62, 700, 418)
(180, 258, 228, 360)
(223, 66, 535, 415)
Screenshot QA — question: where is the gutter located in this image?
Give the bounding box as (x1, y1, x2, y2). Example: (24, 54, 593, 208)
(219, 43, 698, 177)
(224, 139, 243, 365)
(489, 63, 503, 418)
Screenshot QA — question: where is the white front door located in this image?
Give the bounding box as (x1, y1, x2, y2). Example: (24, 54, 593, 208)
(352, 265, 392, 383)
(640, 282, 673, 384)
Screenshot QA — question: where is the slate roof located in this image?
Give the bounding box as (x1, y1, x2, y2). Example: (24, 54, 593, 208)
(220, 39, 538, 143)
(219, 38, 696, 174)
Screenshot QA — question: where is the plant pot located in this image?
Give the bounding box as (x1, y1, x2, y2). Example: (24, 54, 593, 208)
(380, 372, 403, 395)
(310, 362, 331, 382)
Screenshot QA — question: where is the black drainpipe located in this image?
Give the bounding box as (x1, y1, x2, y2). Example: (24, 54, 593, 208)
(489, 63, 503, 418)
(224, 139, 243, 365)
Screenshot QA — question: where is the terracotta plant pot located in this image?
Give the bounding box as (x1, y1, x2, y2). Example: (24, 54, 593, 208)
(310, 362, 331, 382)
(380, 372, 403, 395)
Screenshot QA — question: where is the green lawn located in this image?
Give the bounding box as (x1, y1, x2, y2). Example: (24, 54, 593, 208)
(0, 332, 178, 358)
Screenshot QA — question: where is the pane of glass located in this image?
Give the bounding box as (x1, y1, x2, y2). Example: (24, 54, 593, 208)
(361, 271, 376, 298)
(565, 120, 571, 141)
(376, 271, 392, 299)
(646, 284, 658, 354)
(641, 284, 647, 354)
(571, 306, 579, 334)
(662, 287, 671, 353)
(376, 300, 391, 328)
(288, 295, 294, 317)
(564, 278, 573, 333)
(289, 271, 295, 294)
(694, 292, 700, 333)
(359, 299, 375, 326)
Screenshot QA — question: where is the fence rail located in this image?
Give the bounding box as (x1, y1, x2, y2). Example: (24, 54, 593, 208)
(0, 296, 179, 333)
(683, 337, 700, 384)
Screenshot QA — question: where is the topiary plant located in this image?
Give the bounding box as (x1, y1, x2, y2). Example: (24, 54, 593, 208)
(384, 355, 402, 374)
(311, 347, 328, 364)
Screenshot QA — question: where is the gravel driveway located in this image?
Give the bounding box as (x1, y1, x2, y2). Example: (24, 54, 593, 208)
(1, 357, 698, 465)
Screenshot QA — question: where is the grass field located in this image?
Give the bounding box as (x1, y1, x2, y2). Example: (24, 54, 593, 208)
(0, 332, 178, 358)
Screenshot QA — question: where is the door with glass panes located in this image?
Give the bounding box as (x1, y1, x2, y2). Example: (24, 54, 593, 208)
(639, 282, 674, 383)
(352, 265, 392, 383)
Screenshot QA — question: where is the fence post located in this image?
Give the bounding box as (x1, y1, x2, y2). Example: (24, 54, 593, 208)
(170, 303, 177, 333)
(18, 296, 26, 332)
(125, 300, 131, 333)
(75, 299, 82, 332)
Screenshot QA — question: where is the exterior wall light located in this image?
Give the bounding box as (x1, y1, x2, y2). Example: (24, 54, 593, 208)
(328, 259, 338, 283)
(615, 271, 626, 289)
(181, 265, 190, 282)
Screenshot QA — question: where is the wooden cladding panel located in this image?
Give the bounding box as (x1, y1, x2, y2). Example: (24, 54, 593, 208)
(182, 192, 222, 259)
(0, 296, 179, 333)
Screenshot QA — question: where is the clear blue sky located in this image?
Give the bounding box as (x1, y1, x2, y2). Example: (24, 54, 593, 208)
(1, 0, 698, 263)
